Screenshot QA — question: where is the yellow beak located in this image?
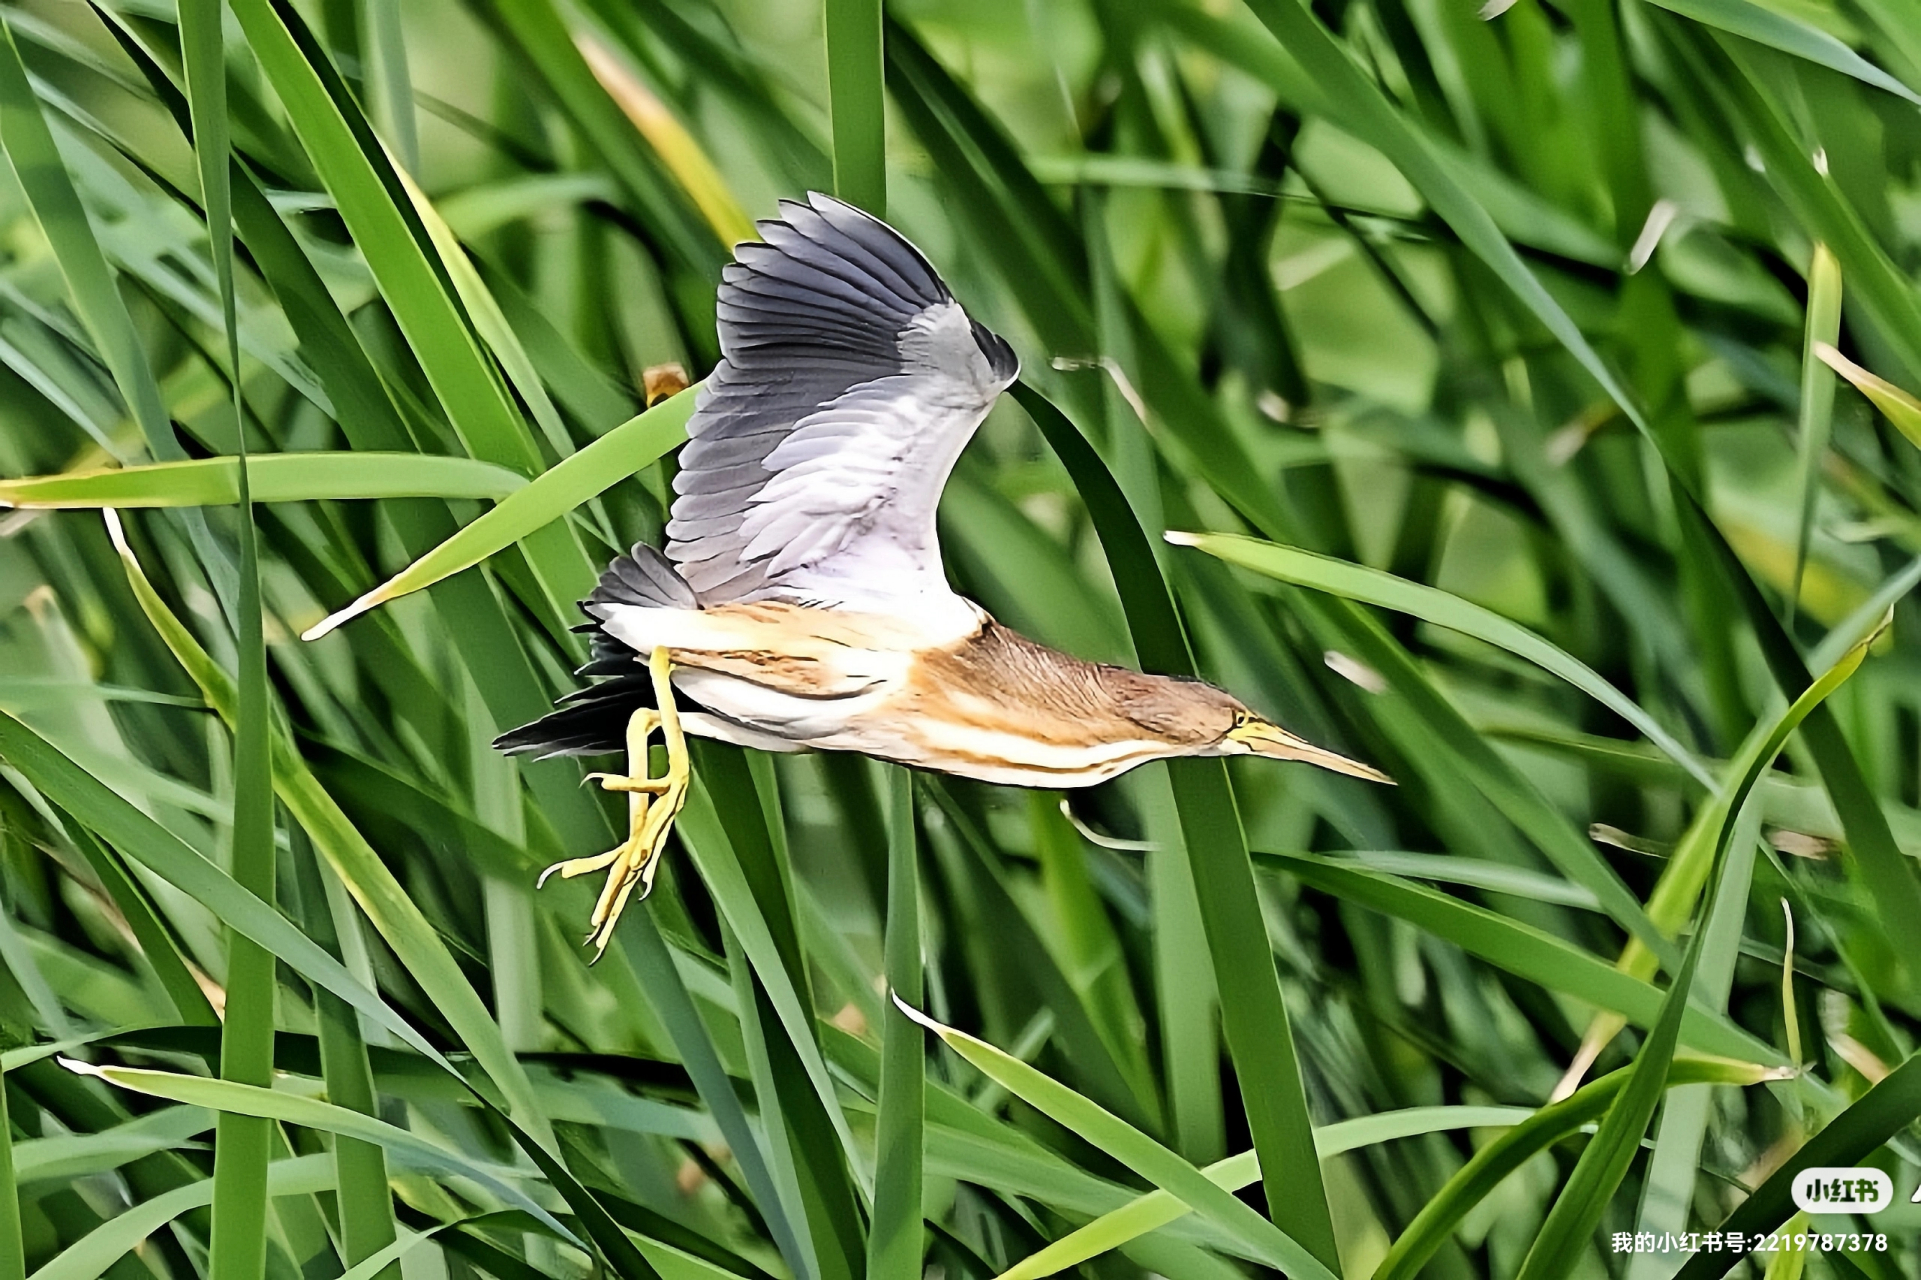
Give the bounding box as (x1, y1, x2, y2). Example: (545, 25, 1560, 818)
(1228, 718, 1394, 784)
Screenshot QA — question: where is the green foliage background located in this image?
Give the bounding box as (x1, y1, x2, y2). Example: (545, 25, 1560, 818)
(0, 0, 1918, 1277)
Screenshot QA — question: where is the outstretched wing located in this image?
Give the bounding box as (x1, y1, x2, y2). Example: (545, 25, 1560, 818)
(665, 193, 1017, 613)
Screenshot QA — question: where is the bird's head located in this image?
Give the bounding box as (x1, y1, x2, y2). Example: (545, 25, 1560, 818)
(1217, 706, 1394, 784)
(1105, 667, 1391, 783)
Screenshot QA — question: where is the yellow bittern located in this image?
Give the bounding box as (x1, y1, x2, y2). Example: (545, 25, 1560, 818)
(497, 193, 1388, 955)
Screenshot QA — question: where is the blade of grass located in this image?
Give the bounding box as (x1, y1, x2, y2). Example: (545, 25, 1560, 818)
(615, 913, 808, 1280)
(1255, 850, 1774, 1063)
(826, 0, 885, 215)
(0, 14, 175, 460)
(479, 0, 724, 269)
(1516, 891, 1707, 1279)
(0, 454, 527, 507)
(1372, 1057, 1785, 1280)
(29, 1155, 337, 1280)
(55, 811, 216, 1026)
(1646, 0, 1921, 103)
(0, 711, 456, 1066)
(1294, 591, 1679, 967)
(992, 1105, 1537, 1280)
(923, 781, 1156, 1127)
(1673, 1050, 1921, 1280)
(301, 389, 694, 638)
(80, 7, 625, 858)
(675, 770, 867, 1188)
(364, 0, 418, 171)
(1171, 531, 1715, 788)
(1625, 804, 1764, 1280)
(575, 35, 755, 246)
(867, 767, 922, 1280)
(394, 165, 575, 464)
(1816, 342, 1921, 450)
(224, 0, 535, 476)
(1792, 247, 1844, 620)
(1011, 382, 1338, 1264)
(104, 511, 558, 1152)
(1518, 599, 1885, 1280)
(0, 1054, 17, 1280)
(289, 830, 398, 1280)
(226, 0, 594, 629)
(899, 999, 1338, 1280)
(64, 1061, 574, 1237)
(178, 0, 279, 1269)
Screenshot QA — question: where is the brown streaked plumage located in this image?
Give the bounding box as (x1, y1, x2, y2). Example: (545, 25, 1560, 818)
(496, 193, 1387, 955)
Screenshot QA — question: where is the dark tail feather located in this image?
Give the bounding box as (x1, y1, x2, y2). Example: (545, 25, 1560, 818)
(494, 542, 699, 758)
(492, 675, 655, 758)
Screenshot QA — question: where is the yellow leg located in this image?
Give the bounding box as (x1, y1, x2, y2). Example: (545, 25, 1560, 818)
(537, 648, 691, 960)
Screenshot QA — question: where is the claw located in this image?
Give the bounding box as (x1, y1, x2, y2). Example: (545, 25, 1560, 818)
(538, 647, 692, 961)
(586, 772, 674, 795)
(537, 850, 620, 888)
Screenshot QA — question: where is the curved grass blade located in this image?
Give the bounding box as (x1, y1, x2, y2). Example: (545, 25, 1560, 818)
(63, 1061, 574, 1239)
(1644, 0, 1921, 104)
(0, 454, 526, 508)
(1214, 0, 1652, 440)
(1171, 531, 1715, 789)
(1817, 342, 1921, 450)
(0, 15, 175, 459)
(394, 165, 575, 462)
(330, 1213, 542, 1280)
(226, 0, 595, 627)
(897, 999, 1340, 1280)
(56, 812, 216, 1026)
(1255, 851, 1775, 1064)
(481, 0, 723, 269)
(993, 1106, 1534, 1280)
(29, 1155, 337, 1280)
(224, 0, 537, 476)
(1673, 1051, 1921, 1280)
(0, 710, 455, 1071)
(1012, 383, 1337, 1263)
(1516, 898, 1707, 1280)
(616, 914, 807, 1280)
(675, 769, 867, 1190)
(1517, 606, 1885, 1280)
(1324, 851, 1601, 909)
(105, 512, 558, 1151)
(1297, 593, 1678, 965)
(1373, 1058, 1784, 1280)
(302, 389, 695, 639)
(576, 35, 755, 244)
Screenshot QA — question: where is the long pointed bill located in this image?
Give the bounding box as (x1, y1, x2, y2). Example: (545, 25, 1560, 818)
(1229, 719, 1394, 784)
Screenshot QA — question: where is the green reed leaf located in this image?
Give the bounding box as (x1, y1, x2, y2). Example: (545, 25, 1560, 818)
(899, 999, 1340, 1280)
(1172, 531, 1716, 788)
(0, 453, 526, 508)
(302, 390, 694, 639)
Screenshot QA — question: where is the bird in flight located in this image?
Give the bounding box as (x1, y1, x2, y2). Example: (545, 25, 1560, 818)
(497, 193, 1387, 955)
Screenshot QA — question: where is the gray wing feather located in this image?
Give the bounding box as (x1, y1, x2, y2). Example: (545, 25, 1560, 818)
(664, 192, 1017, 608)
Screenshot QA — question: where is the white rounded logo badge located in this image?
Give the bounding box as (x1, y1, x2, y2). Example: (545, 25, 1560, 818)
(1791, 1167, 1894, 1214)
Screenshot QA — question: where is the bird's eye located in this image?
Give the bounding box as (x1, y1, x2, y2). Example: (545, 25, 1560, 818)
(1233, 711, 1250, 727)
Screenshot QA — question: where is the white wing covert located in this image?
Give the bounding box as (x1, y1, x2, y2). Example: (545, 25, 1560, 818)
(665, 193, 1018, 611)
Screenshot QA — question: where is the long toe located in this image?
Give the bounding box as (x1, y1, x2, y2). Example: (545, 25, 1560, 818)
(538, 849, 620, 887)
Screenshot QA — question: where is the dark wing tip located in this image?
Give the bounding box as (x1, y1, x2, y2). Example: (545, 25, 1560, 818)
(970, 316, 1019, 384)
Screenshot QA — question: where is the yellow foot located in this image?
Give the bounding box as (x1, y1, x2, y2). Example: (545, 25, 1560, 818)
(540, 647, 691, 961)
